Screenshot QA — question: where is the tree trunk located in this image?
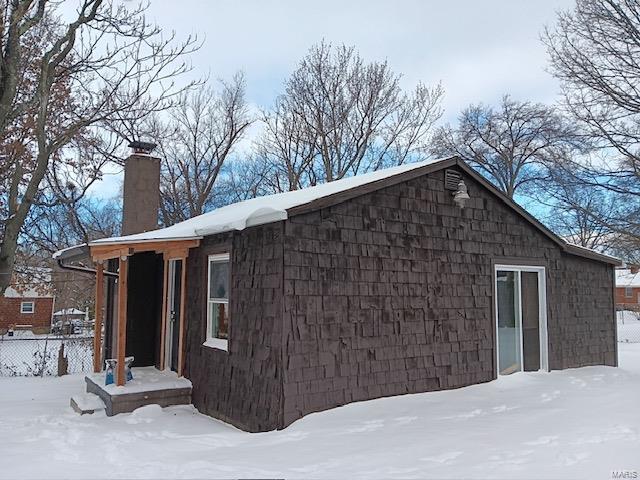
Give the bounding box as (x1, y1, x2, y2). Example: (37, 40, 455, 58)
(0, 215, 21, 295)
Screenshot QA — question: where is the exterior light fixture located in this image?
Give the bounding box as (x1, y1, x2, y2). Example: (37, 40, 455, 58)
(453, 180, 470, 208)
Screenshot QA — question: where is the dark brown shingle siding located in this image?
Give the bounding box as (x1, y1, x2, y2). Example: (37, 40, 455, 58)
(184, 167, 615, 432)
(281, 169, 615, 427)
(183, 224, 284, 432)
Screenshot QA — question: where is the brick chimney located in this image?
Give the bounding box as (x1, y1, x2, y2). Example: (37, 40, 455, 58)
(631, 265, 639, 274)
(121, 141, 160, 235)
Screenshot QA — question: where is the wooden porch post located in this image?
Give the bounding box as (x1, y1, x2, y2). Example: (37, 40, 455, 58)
(93, 263, 104, 373)
(116, 257, 129, 386)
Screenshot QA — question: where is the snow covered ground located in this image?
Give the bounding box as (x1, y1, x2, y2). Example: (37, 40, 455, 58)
(0, 334, 93, 376)
(1, 346, 640, 479)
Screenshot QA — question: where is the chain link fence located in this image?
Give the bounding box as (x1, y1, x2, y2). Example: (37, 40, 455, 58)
(0, 332, 94, 376)
(0, 311, 636, 376)
(617, 310, 640, 343)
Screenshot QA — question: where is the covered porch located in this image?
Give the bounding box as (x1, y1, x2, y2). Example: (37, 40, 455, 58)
(90, 238, 200, 387)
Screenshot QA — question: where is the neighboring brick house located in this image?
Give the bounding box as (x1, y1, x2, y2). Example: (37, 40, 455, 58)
(0, 272, 55, 334)
(615, 266, 640, 310)
(68, 154, 619, 432)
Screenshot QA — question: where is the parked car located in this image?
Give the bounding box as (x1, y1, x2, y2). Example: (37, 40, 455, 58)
(51, 319, 82, 335)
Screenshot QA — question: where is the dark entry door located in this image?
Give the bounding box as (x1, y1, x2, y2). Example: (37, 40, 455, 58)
(165, 259, 182, 372)
(521, 271, 540, 371)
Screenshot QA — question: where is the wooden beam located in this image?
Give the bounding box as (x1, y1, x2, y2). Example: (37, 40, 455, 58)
(159, 258, 169, 370)
(91, 247, 133, 263)
(93, 263, 104, 373)
(177, 257, 187, 376)
(116, 257, 128, 386)
(90, 239, 200, 263)
(163, 248, 191, 260)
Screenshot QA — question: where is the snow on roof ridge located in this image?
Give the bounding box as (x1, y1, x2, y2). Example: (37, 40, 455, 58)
(90, 157, 451, 245)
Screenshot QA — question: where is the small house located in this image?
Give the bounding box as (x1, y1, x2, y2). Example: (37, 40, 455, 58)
(0, 271, 54, 335)
(56, 147, 619, 432)
(616, 267, 640, 310)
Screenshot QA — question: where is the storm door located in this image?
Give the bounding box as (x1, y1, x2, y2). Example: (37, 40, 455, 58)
(164, 259, 183, 372)
(495, 266, 548, 375)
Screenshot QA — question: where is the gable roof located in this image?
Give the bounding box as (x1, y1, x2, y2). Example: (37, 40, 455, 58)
(616, 269, 640, 287)
(90, 156, 455, 245)
(3, 267, 54, 298)
(87, 156, 620, 265)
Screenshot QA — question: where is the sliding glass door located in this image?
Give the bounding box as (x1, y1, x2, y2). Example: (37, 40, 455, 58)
(495, 266, 548, 375)
(496, 270, 522, 374)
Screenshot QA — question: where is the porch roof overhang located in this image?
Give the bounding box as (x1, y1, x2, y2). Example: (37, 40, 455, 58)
(88, 237, 202, 262)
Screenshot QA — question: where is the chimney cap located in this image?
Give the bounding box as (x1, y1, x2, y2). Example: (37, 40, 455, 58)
(128, 140, 157, 154)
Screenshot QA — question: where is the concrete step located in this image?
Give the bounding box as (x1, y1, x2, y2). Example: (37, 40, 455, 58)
(70, 393, 106, 415)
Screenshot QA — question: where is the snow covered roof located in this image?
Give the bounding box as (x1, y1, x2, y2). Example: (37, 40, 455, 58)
(71, 155, 620, 266)
(53, 308, 85, 316)
(616, 269, 640, 288)
(3, 267, 53, 298)
(90, 157, 454, 246)
(52, 243, 88, 260)
(3, 286, 53, 298)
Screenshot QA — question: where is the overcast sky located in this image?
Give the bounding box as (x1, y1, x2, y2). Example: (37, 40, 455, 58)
(90, 0, 575, 198)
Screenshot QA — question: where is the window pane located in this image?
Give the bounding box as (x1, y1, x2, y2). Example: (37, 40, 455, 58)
(209, 260, 229, 301)
(208, 302, 229, 339)
(497, 270, 522, 375)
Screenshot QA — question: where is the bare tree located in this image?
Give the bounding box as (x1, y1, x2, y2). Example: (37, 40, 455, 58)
(430, 95, 584, 199)
(541, 169, 615, 249)
(149, 75, 252, 226)
(544, 0, 640, 252)
(255, 42, 444, 192)
(0, 0, 198, 294)
(219, 157, 272, 204)
(18, 196, 120, 313)
(23, 196, 121, 255)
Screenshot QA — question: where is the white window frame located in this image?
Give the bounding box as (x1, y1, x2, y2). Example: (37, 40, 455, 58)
(625, 286, 633, 298)
(494, 265, 549, 375)
(20, 301, 35, 314)
(204, 253, 230, 351)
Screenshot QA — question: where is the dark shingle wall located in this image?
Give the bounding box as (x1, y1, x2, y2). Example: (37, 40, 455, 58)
(280, 169, 616, 427)
(550, 254, 616, 369)
(183, 224, 284, 432)
(182, 167, 615, 431)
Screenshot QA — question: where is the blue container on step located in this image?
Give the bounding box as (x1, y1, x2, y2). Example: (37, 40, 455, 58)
(104, 359, 117, 385)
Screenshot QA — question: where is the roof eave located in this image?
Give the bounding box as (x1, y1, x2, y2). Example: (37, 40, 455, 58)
(563, 243, 622, 266)
(52, 243, 89, 262)
(88, 235, 203, 247)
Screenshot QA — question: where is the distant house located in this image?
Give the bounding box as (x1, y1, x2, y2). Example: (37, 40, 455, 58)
(615, 266, 640, 309)
(0, 271, 54, 334)
(51, 308, 89, 335)
(53, 308, 87, 321)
